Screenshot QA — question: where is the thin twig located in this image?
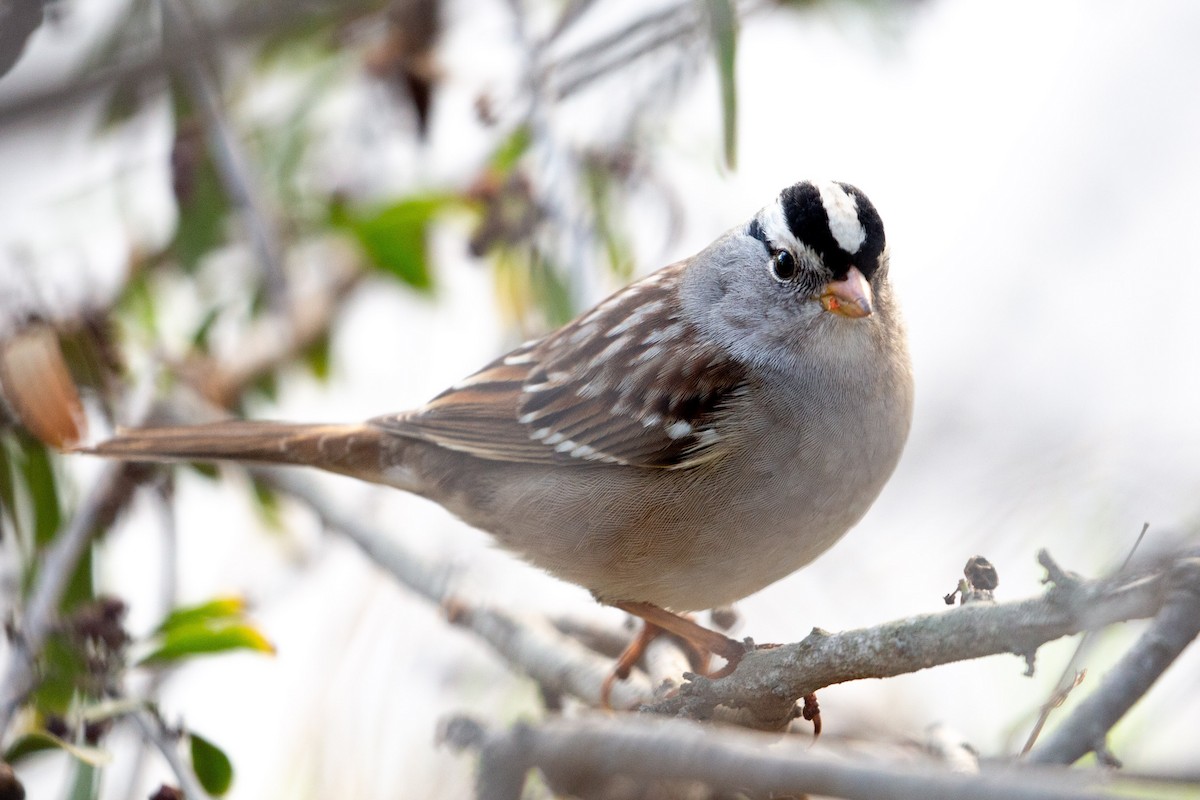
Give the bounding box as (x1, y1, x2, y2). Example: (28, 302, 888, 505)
(544, 0, 763, 101)
(120, 478, 180, 800)
(0, 0, 379, 124)
(1028, 558, 1200, 766)
(132, 710, 214, 800)
(160, 0, 290, 310)
(547, 3, 690, 80)
(0, 0, 44, 79)
(178, 252, 361, 408)
(538, 0, 602, 48)
(550, 5, 705, 101)
(1020, 523, 1151, 754)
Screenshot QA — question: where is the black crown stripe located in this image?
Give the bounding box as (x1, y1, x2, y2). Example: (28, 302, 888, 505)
(779, 181, 885, 281)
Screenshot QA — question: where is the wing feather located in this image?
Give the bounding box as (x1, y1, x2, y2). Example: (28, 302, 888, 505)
(371, 263, 749, 469)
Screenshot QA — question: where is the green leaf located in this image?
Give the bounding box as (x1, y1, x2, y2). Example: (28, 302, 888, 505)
(99, 80, 144, 131)
(302, 331, 332, 382)
(57, 323, 115, 401)
(190, 306, 223, 353)
(706, 0, 739, 169)
(18, 433, 60, 550)
(139, 620, 275, 665)
(530, 254, 576, 327)
(188, 462, 220, 480)
(248, 369, 279, 403)
(190, 732, 234, 795)
(156, 597, 247, 635)
(249, 478, 283, 530)
(0, 436, 17, 536)
(29, 636, 85, 716)
(489, 125, 531, 174)
(61, 544, 95, 614)
(170, 119, 231, 272)
(4, 730, 111, 767)
(332, 195, 458, 291)
(255, 12, 338, 67)
(584, 165, 634, 280)
(119, 271, 159, 334)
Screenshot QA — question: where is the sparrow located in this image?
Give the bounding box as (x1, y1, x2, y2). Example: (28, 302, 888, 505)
(83, 179, 913, 682)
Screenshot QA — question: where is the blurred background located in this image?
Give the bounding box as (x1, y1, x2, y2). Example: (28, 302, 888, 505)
(2, 0, 1199, 797)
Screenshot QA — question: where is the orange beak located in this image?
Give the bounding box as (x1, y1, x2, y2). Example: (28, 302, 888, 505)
(818, 266, 873, 318)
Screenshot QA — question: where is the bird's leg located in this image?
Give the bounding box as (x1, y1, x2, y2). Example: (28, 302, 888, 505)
(613, 601, 749, 676)
(599, 608, 716, 708)
(600, 620, 662, 708)
(612, 619, 667, 681)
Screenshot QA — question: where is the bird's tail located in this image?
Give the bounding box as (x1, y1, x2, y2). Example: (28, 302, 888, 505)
(77, 421, 400, 487)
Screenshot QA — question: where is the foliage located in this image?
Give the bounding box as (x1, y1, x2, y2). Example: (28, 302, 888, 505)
(0, 0, 774, 796)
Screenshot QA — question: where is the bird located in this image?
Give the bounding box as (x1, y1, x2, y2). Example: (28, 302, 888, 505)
(82, 179, 913, 688)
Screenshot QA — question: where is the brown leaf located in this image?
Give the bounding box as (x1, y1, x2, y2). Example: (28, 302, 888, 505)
(0, 326, 87, 449)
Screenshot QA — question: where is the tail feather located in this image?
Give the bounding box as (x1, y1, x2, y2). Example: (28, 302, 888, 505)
(80, 421, 395, 485)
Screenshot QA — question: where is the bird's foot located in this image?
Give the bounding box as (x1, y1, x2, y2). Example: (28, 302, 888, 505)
(600, 601, 760, 707)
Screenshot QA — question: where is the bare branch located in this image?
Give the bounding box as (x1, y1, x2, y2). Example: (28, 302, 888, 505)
(647, 550, 1185, 729)
(442, 714, 1119, 800)
(0, 0, 378, 125)
(161, 0, 290, 309)
(0, 0, 44, 79)
(120, 479, 180, 799)
(178, 253, 361, 408)
(132, 710, 214, 800)
(1020, 523, 1151, 754)
(548, 4, 705, 101)
(1028, 558, 1200, 766)
(538, 0, 603, 48)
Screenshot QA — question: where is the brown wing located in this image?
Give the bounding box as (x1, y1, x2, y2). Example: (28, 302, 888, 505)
(371, 263, 750, 469)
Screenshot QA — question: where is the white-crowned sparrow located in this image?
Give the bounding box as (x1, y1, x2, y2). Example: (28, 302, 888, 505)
(85, 179, 913, 674)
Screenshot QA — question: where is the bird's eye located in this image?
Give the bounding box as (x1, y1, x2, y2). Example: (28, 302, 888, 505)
(770, 250, 797, 282)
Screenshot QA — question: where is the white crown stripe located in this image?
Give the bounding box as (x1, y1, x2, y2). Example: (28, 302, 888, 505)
(814, 180, 867, 254)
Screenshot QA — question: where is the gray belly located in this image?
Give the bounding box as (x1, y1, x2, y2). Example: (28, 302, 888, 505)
(431, 379, 910, 611)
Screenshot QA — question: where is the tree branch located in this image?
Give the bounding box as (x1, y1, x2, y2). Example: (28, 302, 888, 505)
(1027, 557, 1200, 765)
(0, 0, 45, 80)
(646, 550, 1187, 730)
(441, 714, 1119, 800)
(177, 252, 361, 409)
(1020, 523, 1151, 754)
(0, 0, 379, 125)
(132, 710, 213, 800)
(161, 0, 290, 310)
